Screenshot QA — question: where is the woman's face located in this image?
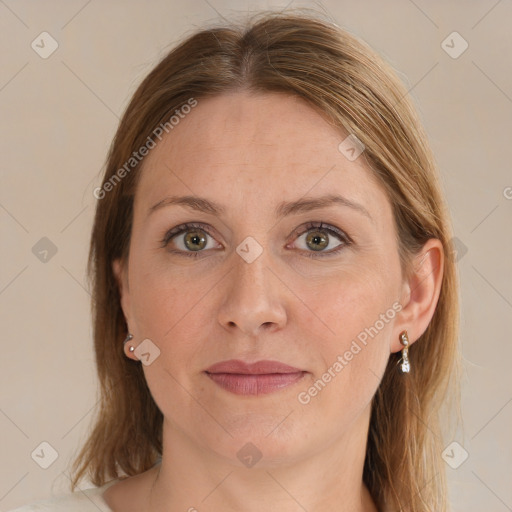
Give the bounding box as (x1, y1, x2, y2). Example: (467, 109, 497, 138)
(114, 91, 410, 465)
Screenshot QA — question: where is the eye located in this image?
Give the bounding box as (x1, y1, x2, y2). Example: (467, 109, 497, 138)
(160, 221, 352, 259)
(160, 222, 220, 258)
(290, 221, 352, 258)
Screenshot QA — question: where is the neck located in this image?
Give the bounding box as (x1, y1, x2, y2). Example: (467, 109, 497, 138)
(145, 404, 378, 512)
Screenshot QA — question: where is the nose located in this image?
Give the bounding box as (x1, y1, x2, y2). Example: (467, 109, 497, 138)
(217, 247, 287, 337)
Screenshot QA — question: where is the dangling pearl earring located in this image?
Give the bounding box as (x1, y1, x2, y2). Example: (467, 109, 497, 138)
(123, 332, 135, 353)
(399, 330, 410, 373)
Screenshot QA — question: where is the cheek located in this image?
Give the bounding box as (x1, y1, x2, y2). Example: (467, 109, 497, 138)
(128, 255, 197, 343)
(304, 263, 398, 378)
(306, 261, 397, 334)
(296, 278, 395, 424)
(129, 266, 209, 408)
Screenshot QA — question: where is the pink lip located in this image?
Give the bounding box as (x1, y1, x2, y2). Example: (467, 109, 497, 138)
(206, 359, 302, 374)
(204, 359, 306, 396)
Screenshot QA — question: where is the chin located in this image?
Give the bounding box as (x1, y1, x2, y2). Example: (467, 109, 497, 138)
(195, 417, 315, 469)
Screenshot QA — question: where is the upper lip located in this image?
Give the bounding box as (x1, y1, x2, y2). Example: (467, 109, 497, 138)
(205, 359, 303, 375)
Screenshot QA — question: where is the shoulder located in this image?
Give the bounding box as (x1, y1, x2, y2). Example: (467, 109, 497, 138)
(6, 480, 118, 512)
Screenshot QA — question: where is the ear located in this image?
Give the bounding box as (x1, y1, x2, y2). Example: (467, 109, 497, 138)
(112, 258, 132, 329)
(113, 258, 139, 361)
(391, 238, 444, 353)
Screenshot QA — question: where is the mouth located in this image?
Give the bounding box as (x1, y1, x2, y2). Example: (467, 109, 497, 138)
(204, 359, 307, 396)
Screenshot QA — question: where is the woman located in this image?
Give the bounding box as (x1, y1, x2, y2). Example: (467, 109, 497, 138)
(10, 9, 460, 512)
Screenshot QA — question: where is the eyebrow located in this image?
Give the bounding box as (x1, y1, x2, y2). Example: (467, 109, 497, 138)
(148, 194, 373, 222)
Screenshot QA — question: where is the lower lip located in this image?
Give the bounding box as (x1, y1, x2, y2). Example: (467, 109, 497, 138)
(205, 371, 306, 395)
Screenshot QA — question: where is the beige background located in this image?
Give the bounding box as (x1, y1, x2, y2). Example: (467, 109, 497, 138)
(1, 0, 511, 510)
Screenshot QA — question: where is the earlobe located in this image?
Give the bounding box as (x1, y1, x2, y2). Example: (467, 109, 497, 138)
(123, 332, 139, 361)
(392, 238, 444, 353)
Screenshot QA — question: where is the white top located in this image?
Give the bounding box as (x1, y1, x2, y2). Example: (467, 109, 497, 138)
(6, 479, 119, 512)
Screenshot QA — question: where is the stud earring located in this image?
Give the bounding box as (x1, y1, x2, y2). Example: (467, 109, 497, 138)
(399, 330, 410, 373)
(123, 332, 135, 353)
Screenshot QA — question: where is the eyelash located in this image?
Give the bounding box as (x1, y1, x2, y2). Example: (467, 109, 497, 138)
(159, 221, 352, 259)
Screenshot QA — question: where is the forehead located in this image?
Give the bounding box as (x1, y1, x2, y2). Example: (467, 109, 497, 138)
(135, 91, 389, 222)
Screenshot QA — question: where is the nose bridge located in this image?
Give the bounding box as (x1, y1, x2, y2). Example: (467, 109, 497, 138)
(217, 241, 286, 336)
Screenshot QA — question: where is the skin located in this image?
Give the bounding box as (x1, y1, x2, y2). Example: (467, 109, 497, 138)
(106, 90, 444, 512)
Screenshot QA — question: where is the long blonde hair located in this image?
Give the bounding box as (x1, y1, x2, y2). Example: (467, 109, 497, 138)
(70, 9, 461, 511)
